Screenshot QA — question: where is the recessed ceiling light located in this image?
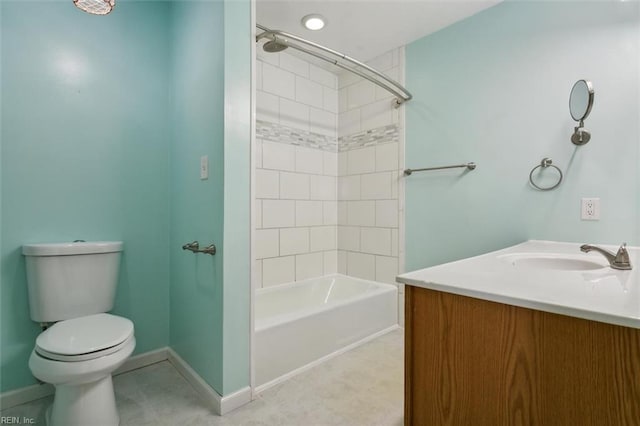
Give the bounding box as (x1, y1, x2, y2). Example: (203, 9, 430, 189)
(301, 14, 326, 31)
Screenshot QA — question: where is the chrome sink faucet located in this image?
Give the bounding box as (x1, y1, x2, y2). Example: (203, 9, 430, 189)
(580, 243, 632, 270)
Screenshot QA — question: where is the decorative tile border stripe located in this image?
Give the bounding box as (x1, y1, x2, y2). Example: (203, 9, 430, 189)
(338, 124, 399, 152)
(257, 120, 338, 152)
(256, 120, 399, 152)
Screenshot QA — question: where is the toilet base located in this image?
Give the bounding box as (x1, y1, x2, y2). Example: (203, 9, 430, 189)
(47, 375, 119, 426)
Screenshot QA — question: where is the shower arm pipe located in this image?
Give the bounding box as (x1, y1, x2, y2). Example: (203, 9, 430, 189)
(256, 24, 412, 106)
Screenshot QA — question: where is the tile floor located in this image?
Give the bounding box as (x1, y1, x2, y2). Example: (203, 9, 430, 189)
(1, 329, 403, 425)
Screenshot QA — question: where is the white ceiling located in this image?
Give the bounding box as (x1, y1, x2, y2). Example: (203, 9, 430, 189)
(257, 0, 502, 63)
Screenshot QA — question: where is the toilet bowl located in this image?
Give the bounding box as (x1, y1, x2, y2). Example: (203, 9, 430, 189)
(28, 313, 135, 426)
(22, 241, 134, 425)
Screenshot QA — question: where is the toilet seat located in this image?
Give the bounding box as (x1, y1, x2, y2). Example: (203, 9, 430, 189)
(36, 334, 134, 362)
(35, 313, 134, 362)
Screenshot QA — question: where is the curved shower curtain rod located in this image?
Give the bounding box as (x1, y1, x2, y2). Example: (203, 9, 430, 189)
(256, 23, 412, 107)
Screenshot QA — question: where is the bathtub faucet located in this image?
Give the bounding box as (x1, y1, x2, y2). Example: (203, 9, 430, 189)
(580, 243, 632, 270)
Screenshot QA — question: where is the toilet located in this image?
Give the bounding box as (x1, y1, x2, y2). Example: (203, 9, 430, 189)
(22, 241, 135, 426)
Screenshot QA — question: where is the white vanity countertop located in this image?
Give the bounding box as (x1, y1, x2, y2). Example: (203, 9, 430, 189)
(397, 240, 640, 329)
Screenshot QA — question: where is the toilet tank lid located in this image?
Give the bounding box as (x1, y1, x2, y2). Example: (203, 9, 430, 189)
(22, 241, 123, 256)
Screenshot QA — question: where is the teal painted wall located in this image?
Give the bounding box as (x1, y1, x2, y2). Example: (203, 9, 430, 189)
(405, 1, 640, 270)
(1, 0, 251, 397)
(168, 0, 226, 394)
(222, 0, 251, 395)
(1, 1, 172, 392)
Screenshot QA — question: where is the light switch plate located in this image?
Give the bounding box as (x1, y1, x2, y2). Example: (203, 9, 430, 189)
(200, 155, 208, 180)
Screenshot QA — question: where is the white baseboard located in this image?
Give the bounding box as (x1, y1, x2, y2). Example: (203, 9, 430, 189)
(0, 382, 54, 411)
(166, 348, 251, 416)
(1, 347, 171, 411)
(220, 386, 252, 415)
(1, 347, 252, 415)
(166, 348, 222, 414)
(254, 324, 400, 395)
(113, 347, 168, 376)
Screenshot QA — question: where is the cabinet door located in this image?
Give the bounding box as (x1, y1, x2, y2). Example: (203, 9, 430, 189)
(404, 285, 640, 426)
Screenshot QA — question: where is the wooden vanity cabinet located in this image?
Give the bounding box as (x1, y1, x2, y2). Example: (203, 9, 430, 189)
(404, 285, 640, 426)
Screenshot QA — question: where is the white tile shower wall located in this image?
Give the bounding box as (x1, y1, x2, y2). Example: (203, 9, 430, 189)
(337, 48, 405, 327)
(256, 50, 339, 288)
(255, 45, 406, 329)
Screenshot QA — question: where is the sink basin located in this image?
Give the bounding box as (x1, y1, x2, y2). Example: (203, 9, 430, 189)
(498, 253, 608, 271)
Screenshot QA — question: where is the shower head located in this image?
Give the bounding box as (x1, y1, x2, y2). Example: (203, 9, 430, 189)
(263, 39, 288, 53)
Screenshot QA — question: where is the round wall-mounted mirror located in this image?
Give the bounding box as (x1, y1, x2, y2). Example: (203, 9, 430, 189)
(569, 79, 594, 122)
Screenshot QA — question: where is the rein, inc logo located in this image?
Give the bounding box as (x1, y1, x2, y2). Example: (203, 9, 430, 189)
(0, 417, 35, 424)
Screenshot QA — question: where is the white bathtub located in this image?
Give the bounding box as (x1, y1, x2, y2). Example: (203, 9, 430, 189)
(254, 274, 398, 390)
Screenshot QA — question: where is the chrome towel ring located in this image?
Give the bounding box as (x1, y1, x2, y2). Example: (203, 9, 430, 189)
(529, 158, 563, 191)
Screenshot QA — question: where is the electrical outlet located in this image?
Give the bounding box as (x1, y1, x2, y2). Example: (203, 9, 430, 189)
(200, 155, 209, 180)
(581, 198, 600, 220)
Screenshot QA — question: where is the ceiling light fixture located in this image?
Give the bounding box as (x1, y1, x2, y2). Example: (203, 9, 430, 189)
(73, 0, 115, 15)
(301, 14, 326, 31)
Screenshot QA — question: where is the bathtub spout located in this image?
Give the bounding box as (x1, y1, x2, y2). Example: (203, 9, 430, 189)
(580, 243, 632, 270)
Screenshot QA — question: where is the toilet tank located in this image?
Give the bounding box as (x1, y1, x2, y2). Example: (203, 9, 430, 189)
(22, 241, 123, 322)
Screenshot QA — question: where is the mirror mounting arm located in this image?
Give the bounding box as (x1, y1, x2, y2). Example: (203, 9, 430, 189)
(571, 118, 591, 145)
